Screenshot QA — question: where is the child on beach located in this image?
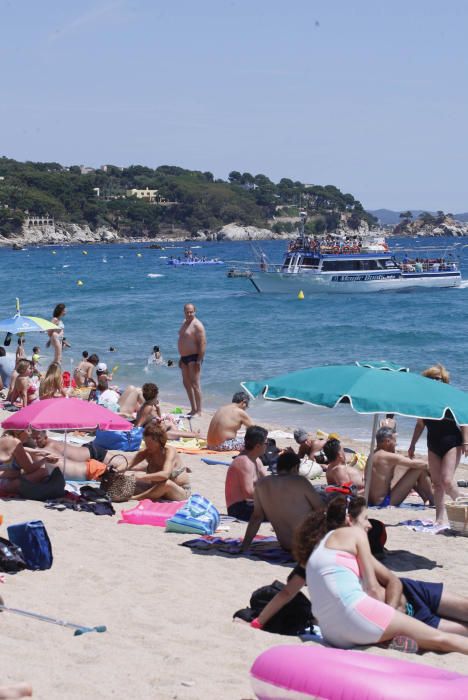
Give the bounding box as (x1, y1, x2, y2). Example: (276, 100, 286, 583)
(15, 337, 25, 366)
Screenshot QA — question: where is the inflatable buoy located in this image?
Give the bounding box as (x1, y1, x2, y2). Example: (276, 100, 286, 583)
(77, 280, 84, 286)
(298, 290, 304, 300)
(137, 253, 142, 257)
(82, 251, 88, 255)
(251, 646, 468, 700)
(52, 251, 56, 255)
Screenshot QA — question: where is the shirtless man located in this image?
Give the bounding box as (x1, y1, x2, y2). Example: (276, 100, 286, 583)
(323, 438, 364, 489)
(178, 303, 206, 416)
(294, 428, 327, 460)
(241, 450, 323, 552)
(368, 427, 433, 507)
(0, 431, 50, 495)
(225, 425, 269, 521)
(28, 429, 114, 480)
(207, 391, 253, 451)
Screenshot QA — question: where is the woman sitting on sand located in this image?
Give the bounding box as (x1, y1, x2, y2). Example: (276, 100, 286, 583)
(74, 353, 99, 388)
(289, 495, 468, 654)
(8, 360, 38, 407)
(127, 423, 191, 501)
(39, 362, 69, 399)
(133, 383, 161, 427)
(0, 430, 51, 496)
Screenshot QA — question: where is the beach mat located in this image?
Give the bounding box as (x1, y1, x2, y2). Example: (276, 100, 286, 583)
(175, 447, 239, 455)
(181, 535, 294, 564)
(201, 458, 231, 466)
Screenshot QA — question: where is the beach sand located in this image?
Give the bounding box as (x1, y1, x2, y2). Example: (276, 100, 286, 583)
(1, 404, 468, 699)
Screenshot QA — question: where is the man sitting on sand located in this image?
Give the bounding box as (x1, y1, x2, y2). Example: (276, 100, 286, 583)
(225, 425, 269, 521)
(241, 450, 323, 552)
(207, 391, 252, 451)
(294, 428, 327, 460)
(368, 427, 434, 506)
(323, 438, 364, 490)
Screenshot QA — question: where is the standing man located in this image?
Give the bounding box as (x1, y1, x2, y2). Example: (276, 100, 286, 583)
(178, 303, 206, 416)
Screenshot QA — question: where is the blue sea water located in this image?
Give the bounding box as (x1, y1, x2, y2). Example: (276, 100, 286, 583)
(1, 236, 467, 446)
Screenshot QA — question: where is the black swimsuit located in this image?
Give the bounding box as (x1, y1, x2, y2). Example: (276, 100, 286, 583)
(180, 353, 199, 365)
(424, 416, 462, 458)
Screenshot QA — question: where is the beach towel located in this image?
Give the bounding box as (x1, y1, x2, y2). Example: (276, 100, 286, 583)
(181, 535, 294, 564)
(168, 437, 239, 455)
(201, 458, 231, 466)
(397, 519, 451, 534)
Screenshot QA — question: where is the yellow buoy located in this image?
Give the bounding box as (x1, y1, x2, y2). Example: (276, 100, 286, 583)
(82, 250, 88, 255)
(298, 290, 304, 300)
(77, 280, 84, 286)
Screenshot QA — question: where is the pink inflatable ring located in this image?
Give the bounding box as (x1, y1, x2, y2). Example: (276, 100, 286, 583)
(251, 645, 468, 700)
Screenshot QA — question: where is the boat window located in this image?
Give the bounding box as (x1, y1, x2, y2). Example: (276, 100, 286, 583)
(301, 256, 319, 268)
(321, 259, 361, 271)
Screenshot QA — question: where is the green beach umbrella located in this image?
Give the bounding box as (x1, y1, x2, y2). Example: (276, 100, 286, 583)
(241, 364, 468, 499)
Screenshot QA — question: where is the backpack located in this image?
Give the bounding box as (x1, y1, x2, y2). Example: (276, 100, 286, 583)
(261, 438, 280, 473)
(7, 520, 53, 570)
(233, 580, 314, 636)
(0, 536, 27, 573)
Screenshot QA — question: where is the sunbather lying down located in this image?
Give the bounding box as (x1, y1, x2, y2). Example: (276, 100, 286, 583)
(0, 683, 32, 699)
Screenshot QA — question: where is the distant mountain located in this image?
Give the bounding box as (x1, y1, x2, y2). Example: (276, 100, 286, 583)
(367, 209, 468, 225)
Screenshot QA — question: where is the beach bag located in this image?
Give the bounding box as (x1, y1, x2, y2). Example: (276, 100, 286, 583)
(165, 494, 220, 535)
(100, 462, 135, 503)
(18, 467, 65, 502)
(299, 458, 323, 481)
(261, 438, 280, 472)
(7, 520, 53, 570)
(233, 580, 314, 636)
(93, 427, 143, 452)
(446, 497, 468, 536)
(0, 536, 27, 573)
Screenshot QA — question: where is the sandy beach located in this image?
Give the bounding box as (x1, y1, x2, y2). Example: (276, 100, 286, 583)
(1, 403, 468, 699)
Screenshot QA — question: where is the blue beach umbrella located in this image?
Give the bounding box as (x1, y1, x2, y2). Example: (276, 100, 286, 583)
(242, 364, 468, 498)
(0, 298, 57, 335)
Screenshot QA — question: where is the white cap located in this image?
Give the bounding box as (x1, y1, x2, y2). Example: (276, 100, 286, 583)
(96, 362, 108, 372)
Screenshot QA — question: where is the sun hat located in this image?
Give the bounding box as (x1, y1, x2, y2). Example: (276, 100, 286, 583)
(96, 362, 108, 373)
(293, 428, 309, 444)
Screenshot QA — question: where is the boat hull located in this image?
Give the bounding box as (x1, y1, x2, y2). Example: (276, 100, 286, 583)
(249, 270, 462, 293)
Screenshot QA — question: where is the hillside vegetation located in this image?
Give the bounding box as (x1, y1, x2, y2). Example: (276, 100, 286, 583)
(0, 158, 375, 238)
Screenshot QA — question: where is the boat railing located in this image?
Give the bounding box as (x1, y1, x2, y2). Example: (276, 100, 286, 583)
(399, 259, 459, 273)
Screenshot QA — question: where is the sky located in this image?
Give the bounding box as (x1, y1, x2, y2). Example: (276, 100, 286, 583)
(1, 0, 468, 211)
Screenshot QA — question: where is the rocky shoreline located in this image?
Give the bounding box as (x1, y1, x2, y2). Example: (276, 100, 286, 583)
(1, 218, 468, 249)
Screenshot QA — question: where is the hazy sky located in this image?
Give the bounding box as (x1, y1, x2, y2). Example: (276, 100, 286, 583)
(2, 0, 468, 211)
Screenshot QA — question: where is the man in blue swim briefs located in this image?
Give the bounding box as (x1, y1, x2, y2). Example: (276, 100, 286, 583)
(178, 303, 206, 417)
(368, 428, 434, 507)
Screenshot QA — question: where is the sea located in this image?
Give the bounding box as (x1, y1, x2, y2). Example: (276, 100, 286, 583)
(1, 235, 468, 450)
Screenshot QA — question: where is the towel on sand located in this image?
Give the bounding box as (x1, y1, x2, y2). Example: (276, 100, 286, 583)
(181, 535, 294, 564)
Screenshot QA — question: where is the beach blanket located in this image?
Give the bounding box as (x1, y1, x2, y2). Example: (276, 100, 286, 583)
(181, 535, 294, 564)
(397, 519, 451, 534)
(168, 437, 240, 455)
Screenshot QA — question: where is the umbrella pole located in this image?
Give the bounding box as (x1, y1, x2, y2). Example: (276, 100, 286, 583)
(63, 428, 67, 480)
(364, 414, 380, 502)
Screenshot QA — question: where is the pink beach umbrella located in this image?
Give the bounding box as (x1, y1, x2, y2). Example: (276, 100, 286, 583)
(2, 398, 132, 432)
(2, 398, 133, 478)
